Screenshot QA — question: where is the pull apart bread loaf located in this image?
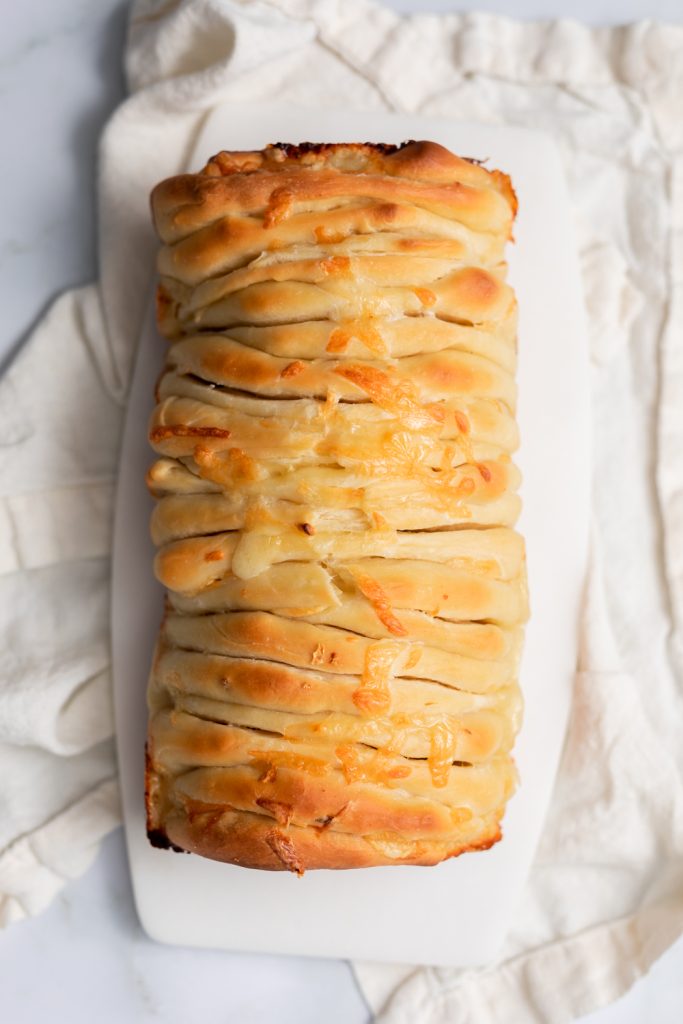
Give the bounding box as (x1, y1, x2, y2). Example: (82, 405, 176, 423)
(145, 141, 528, 873)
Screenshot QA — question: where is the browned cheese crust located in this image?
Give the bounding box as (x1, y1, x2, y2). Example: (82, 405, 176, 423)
(145, 140, 526, 873)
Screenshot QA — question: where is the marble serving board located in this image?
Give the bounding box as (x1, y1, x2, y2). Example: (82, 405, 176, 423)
(111, 105, 589, 966)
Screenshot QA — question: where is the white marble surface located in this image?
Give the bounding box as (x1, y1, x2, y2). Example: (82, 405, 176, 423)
(2, 1, 683, 1021)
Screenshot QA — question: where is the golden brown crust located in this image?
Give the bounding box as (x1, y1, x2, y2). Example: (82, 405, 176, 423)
(159, 804, 503, 872)
(152, 141, 516, 242)
(145, 140, 525, 872)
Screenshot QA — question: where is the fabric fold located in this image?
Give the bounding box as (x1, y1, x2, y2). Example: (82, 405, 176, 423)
(0, 777, 120, 928)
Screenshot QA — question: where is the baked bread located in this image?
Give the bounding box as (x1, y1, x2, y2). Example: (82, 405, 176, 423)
(145, 141, 527, 872)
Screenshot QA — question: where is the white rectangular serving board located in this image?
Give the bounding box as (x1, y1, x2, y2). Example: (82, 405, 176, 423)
(112, 105, 590, 966)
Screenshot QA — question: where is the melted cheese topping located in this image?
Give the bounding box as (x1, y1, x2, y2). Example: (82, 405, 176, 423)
(334, 364, 443, 431)
(336, 743, 412, 784)
(249, 749, 331, 779)
(350, 569, 407, 636)
(352, 640, 406, 716)
(428, 720, 460, 788)
(326, 319, 388, 356)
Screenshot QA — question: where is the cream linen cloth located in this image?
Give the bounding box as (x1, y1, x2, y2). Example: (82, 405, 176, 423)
(1, 0, 682, 1019)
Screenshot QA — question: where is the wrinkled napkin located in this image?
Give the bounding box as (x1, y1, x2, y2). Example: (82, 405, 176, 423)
(1, 1, 682, 1021)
